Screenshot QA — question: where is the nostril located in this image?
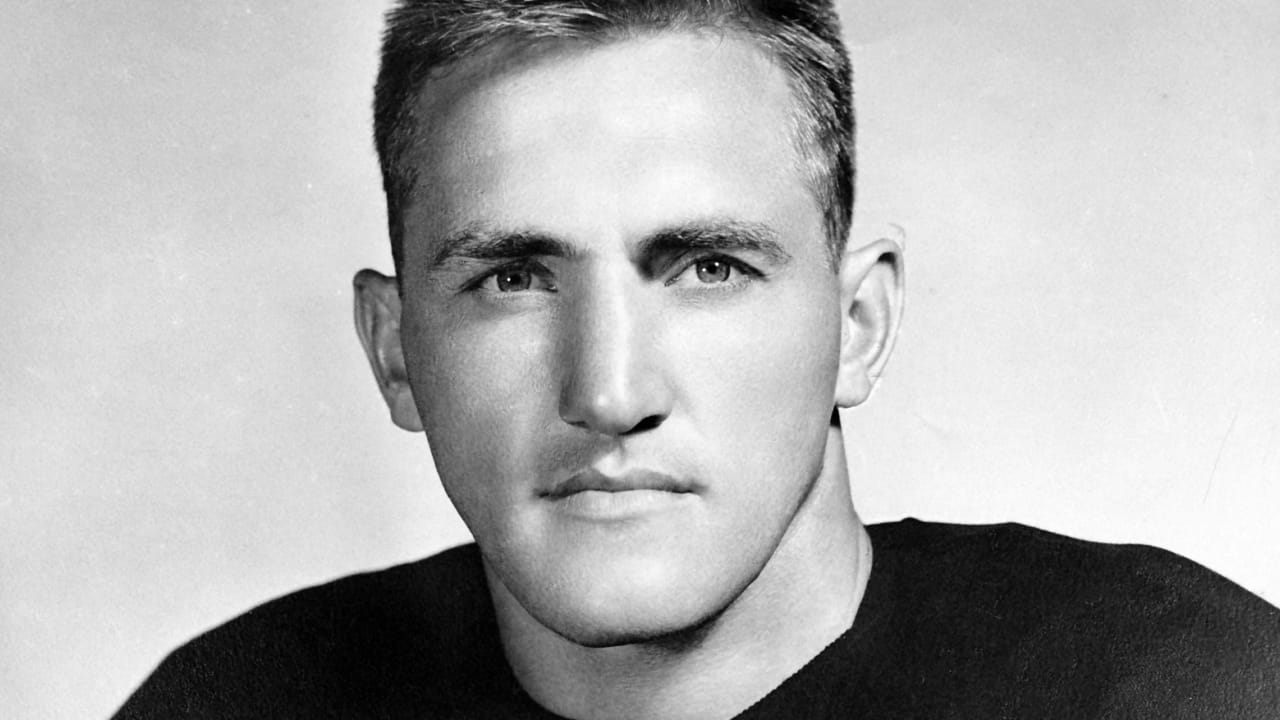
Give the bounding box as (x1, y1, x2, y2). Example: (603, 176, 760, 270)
(627, 414, 664, 434)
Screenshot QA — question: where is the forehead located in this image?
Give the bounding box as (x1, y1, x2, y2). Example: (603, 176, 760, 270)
(401, 31, 821, 261)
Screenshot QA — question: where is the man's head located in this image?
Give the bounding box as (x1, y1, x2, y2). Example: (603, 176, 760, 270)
(355, 0, 902, 648)
(374, 0, 855, 271)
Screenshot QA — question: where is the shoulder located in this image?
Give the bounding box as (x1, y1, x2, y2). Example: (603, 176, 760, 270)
(869, 518, 1278, 625)
(112, 544, 501, 719)
(866, 519, 1280, 717)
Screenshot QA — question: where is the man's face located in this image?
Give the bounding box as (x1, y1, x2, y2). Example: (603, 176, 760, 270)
(396, 32, 844, 645)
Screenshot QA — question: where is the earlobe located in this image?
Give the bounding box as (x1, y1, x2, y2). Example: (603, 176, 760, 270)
(353, 269, 424, 432)
(833, 237, 905, 408)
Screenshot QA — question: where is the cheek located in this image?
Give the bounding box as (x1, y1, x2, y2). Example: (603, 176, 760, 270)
(660, 286, 840, 558)
(413, 308, 552, 414)
(404, 311, 554, 504)
(674, 284, 841, 465)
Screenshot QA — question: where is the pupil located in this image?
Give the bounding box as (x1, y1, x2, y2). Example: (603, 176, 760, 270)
(696, 260, 730, 283)
(497, 270, 530, 292)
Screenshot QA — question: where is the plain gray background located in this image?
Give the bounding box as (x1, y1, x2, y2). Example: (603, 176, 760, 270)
(2, 1, 1277, 718)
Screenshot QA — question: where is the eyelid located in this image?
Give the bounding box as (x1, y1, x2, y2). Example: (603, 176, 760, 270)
(664, 251, 763, 286)
(462, 258, 556, 293)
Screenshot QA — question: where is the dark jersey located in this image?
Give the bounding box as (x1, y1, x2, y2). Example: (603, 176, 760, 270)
(113, 520, 1280, 719)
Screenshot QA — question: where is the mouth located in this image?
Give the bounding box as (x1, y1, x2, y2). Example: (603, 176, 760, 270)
(540, 469, 699, 520)
(542, 469, 697, 499)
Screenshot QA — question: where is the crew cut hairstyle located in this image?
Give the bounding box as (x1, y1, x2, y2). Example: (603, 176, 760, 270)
(374, 0, 854, 271)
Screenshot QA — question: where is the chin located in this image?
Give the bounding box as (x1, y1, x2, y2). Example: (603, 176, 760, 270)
(528, 553, 738, 648)
(548, 596, 720, 649)
(555, 621, 679, 649)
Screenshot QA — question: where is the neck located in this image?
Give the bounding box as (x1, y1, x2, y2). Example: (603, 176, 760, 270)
(491, 428, 873, 720)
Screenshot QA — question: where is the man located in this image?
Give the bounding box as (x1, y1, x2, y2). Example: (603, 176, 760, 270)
(115, 1, 1279, 718)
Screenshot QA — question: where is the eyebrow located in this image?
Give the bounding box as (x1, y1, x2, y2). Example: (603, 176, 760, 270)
(429, 225, 577, 269)
(634, 220, 792, 268)
(427, 218, 792, 271)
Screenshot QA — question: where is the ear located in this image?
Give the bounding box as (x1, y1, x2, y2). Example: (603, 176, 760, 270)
(834, 237, 905, 408)
(353, 269, 424, 432)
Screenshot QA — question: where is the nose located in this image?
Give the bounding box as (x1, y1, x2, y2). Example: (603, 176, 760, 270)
(557, 270, 672, 436)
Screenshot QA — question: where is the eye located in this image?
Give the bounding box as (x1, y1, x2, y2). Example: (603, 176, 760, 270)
(469, 260, 555, 294)
(495, 267, 533, 292)
(693, 258, 732, 284)
(666, 254, 760, 289)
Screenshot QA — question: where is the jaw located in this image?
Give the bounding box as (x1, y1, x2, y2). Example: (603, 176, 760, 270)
(489, 425, 867, 718)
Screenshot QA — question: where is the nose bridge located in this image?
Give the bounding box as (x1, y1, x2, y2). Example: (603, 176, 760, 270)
(558, 262, 668, 434)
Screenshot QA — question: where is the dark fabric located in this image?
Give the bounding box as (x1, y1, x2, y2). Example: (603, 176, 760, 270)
(113, 520, 1280, 719)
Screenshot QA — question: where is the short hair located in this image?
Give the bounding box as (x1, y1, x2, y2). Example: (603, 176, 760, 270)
(374, 0, 854, 271)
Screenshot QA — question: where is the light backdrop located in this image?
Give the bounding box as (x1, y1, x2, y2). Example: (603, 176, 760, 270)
(2, 1, 1277, 718)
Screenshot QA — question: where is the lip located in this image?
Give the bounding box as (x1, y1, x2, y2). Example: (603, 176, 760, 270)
(541, 469, 700, 521)
(542, 469, 697, 499)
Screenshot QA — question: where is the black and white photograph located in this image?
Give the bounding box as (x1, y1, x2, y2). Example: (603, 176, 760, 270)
(3, 1, 1278, 718)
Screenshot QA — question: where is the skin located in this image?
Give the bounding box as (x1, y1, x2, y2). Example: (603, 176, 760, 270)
(355, 31, 904, 720)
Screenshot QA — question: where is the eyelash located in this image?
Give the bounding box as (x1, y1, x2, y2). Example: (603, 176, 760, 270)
(667, 253, 763, 287)
(463, 260, 555, 294)
(462, 253, 763, 294)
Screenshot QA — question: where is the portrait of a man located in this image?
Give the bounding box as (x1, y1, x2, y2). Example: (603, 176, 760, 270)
(105, 1, 1279, 717)
(2, 1, 1278, 718)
